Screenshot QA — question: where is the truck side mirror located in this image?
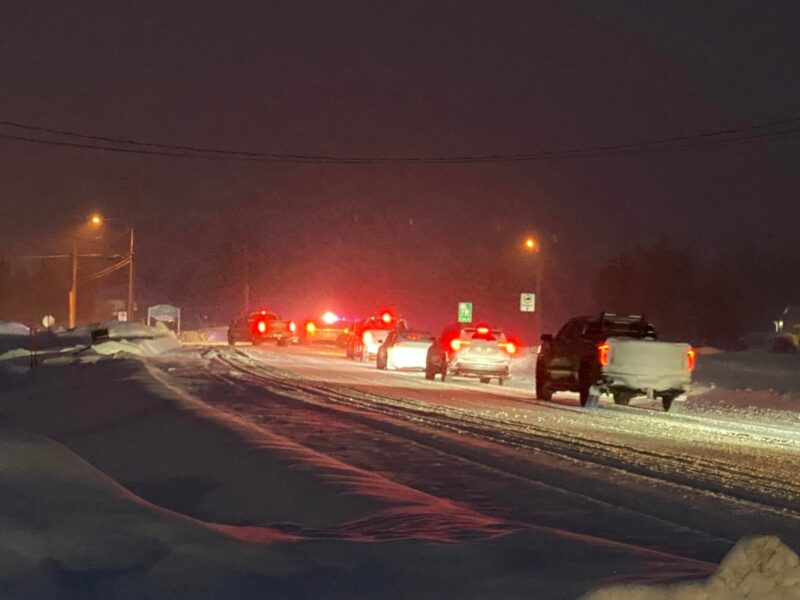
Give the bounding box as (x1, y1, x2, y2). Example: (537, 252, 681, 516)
(540, 334, 553, 343)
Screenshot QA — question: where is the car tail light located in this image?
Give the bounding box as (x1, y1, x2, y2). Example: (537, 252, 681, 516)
(289, 320, 296, 333)
(363, 331, 373, 345)
(598, 343, 610, 366)
(380, 311, 393, 324)
(501, 342, 517, 355)
(306, 321, 316, 334)
(257, 320, 267, 333)
(687, 348, 696, 371)
(450, 339, 470, 351)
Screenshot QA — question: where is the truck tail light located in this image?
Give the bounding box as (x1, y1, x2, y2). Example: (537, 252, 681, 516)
(598, 343, 610, 366)
(687, 348, 696, 371)
(476, 326, 490, 334)
(257, 320, 267, 333)
(289, 320, 297, 333)
(306, 321, 316, 334)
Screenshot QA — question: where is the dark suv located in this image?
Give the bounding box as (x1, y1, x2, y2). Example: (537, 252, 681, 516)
(536, 313, 655, 405)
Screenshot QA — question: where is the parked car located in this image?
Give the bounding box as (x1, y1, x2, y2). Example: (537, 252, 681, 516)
(425, 324, 516, 384)
(536, 313, 695, 411)
(376, 329, 435, 370)
(227, 310, 296, 346)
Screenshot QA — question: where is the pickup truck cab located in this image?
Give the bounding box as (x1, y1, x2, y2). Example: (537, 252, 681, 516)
(227, 310, 296, 347)
(536, 313, 695, 411)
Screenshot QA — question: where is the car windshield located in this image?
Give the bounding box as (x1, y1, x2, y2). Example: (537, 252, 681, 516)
(250, 312, 278, 321)
(585, 318, 651, 339)
(463, 328, 505, 342)
(399, 330, 434, 342)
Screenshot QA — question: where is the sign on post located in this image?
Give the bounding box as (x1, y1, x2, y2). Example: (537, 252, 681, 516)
(147, 304, 181, 332)
(116, 311, 128, 322)
(520, 293, 536, 312)
(457, 302, 473, 323)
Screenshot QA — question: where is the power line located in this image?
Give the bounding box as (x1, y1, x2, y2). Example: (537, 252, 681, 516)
(1, 115, 799, 164)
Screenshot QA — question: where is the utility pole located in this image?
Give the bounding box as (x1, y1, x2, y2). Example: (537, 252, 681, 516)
(69, 237, 78, 328)
(127, 226, 135, 321)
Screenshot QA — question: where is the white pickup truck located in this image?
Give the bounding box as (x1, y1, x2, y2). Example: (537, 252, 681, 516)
(536, 313, 696, 411)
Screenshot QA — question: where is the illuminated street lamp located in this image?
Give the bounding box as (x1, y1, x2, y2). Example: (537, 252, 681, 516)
(522, 234, 544, 338)
(89, 214, 136, 322)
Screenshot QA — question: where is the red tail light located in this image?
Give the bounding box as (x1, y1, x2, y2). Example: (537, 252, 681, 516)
(598, 343, 610, 366)
(257, 320, 267, 333)
(363, 331, 373, 344)
(306, 321, 316, 334)
(476, 326, 490, 334)
(450, 338, 469, 352)
(289, 320, 297, 333)
(687, 348, 696, 371)
(380, 311, 393, 324)
(501, 342, 517, 355)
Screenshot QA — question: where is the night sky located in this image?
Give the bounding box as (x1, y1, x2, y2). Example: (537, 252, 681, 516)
(1, 1, 799, 333)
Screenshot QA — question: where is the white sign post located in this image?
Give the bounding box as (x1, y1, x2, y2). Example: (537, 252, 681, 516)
(117, 311, 128, 322)
(520, 292, 536, 312)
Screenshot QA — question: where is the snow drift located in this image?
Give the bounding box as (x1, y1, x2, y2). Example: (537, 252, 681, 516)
(582, 535, 800, 600)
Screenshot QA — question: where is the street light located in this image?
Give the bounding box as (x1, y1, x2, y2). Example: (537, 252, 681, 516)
(89, 214, 135, 322)
(522, 234, 544, 338)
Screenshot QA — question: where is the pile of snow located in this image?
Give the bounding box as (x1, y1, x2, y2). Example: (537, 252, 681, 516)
(0, 321, 29, 335)
(88, 321, 180, 357)
(0, 320, 180, 361)
(688, 351, 800, 413)
(178, 327, 229, 344)
(582, 535, 800, 599)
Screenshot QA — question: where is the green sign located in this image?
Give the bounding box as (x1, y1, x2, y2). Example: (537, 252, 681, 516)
(458, 302, 473, 323)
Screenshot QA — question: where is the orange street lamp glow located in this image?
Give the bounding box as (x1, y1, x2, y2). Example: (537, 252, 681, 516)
(90, 214, 103, 225)
(524, 237, 537, 251)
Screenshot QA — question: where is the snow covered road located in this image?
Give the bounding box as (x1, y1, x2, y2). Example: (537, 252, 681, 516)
(155, 344, 800, 560)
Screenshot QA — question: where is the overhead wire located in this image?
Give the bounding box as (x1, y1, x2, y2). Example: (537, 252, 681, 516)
(0, 113, 799, 164)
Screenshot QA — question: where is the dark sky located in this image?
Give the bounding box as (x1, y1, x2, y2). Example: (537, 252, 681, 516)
(1, 1, 799, 331)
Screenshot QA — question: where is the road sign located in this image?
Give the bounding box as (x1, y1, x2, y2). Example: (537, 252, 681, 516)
(520, 293, 536, 312)
(116, 311, 128, 322)
(458, 302, 473, 323)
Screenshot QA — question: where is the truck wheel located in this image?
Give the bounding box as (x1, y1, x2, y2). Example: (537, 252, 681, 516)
(277, 338, 288, 347)
(480, 377, 491, 384)
(661, 394, 676, 412)
(425, 365, 436, 380)
(498, 377, 506, 386)
(376, 350, 387, 370)
(535, 373, 553, 402)
(578, 363, 598, 408)
(440, 365, 448, 382)
(613, 392, 633, 406)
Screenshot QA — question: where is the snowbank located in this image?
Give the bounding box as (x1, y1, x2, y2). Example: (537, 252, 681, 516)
(0, 321, 29, 335)
(688, 351, 800, 413)
(582, 535, 800, 600)
(0, 320, 180, 360)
